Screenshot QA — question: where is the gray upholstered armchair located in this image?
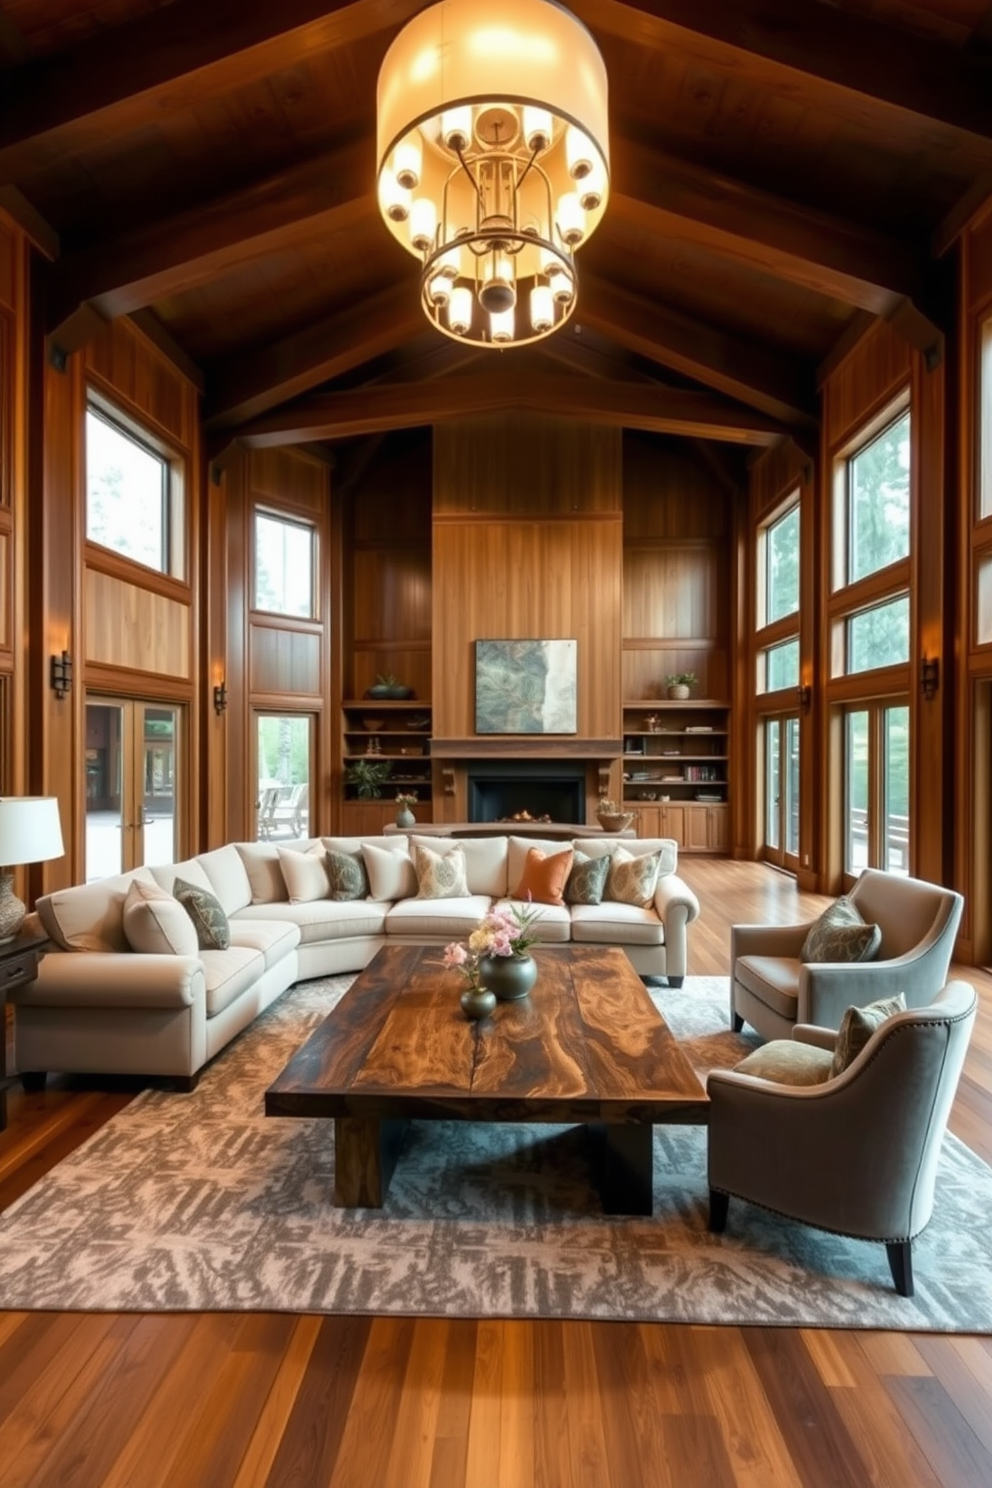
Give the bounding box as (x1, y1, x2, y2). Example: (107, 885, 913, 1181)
(707, 981, 977, 1296)
(731, 868, 963, 1041)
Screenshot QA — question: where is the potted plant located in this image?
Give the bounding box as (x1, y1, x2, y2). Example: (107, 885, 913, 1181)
(665, 671, 698, 700)
(597, 796, 635, 833)
(365, 672, 415, 700)
(345, 758, 392, 798)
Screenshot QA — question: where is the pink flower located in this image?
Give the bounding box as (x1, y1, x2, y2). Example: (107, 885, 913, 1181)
(443, 942, 468, 969)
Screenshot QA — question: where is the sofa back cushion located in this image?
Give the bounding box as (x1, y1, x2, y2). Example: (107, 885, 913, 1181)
(150, 857, 214, 898)
(235, 842, 289, 904)
(362, 841, 418, 900)
(195, 845, 254, 915)
(410, 835, 508, 897)
(278, 843, 332, 903)
(36, 867, 156, 953)
(122, 879, 199, 956)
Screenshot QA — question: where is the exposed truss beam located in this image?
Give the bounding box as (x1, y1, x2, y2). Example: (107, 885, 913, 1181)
(203, 283, 425, 428)
(47, 142, 373, 332)
(611, 140, 924, 315)
(579, 275, 818, 428)
(231, 374, 789, 447)
(574, 0, 992, 140)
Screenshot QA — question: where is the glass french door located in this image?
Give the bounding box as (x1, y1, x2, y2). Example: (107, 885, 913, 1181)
(85, 698, 182, 880)
(843, 701, 910, 879)
(255, 713, 313, 841)
(763, 714, 800, 871)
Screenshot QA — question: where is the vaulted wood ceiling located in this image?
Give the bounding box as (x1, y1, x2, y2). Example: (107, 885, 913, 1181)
(3, 0, 992, 476)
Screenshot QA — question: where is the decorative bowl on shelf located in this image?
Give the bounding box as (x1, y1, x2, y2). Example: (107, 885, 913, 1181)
(361, 716, 385, 731)
(597, 811, 635, 832)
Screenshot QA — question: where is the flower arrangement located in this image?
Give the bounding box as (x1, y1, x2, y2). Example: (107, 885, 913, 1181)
(598, 796, 623, 815)
(443, 901, 543, 991)
(395, 791, 418, 808)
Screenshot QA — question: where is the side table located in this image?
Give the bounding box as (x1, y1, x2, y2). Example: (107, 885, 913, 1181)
(0, 930, 48, 1132)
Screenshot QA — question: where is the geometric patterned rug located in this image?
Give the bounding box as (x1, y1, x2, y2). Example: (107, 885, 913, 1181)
(1, 973, 990, 1330)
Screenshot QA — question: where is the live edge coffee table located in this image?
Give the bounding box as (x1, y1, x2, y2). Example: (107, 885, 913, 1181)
(265, 943, 709, 1215)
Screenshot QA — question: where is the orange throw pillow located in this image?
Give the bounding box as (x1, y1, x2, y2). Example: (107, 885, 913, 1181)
(513, 846, 574, 907)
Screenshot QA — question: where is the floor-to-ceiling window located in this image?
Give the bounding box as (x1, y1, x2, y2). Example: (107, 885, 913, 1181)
(756, 497, 802, 872)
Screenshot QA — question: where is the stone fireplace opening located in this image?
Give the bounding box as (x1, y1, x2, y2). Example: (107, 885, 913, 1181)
(467, 761, 586, 824)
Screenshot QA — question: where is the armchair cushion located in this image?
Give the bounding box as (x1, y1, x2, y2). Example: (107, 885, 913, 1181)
(830, 992, 906, 1077)
(734, 1040, 834, 1087)
(800, 896, 881, 964)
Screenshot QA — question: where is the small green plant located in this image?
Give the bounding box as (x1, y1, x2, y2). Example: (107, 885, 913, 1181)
(375, 672, 401, 689)
(666, 671, 698, 687)
(345, 758, 393, 798)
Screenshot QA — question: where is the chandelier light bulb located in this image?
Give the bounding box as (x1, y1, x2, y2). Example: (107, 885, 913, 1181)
(566, 125, 595, 180)
(523, 106, 553, 153)
(409, 198, 438, 254)
(530, 284, 554, 334)
(579, 159, 606, 212)
(448, 285, 473, 336)
(378, 167, 410, 223)
(442, 106, 473, 152)
(436, 245, 463, 279)
(480, 252, 516, 314)
(557, 192, 586, 247)
(427, 274, 451, 306)
(552, 267, 574, 304)
(490, 307, 515, 344)
(393, 138, 422, 190)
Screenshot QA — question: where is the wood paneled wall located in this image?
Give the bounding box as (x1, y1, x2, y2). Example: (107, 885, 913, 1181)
(0, 213, 27, 799)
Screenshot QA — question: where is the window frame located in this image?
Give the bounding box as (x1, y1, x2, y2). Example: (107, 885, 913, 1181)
(755, 490, 801, 702)
(252, 507, 318, 620)
(84, 394, 185, 581)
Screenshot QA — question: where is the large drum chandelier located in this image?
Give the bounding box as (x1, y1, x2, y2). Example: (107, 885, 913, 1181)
(376, 0, 609, 348)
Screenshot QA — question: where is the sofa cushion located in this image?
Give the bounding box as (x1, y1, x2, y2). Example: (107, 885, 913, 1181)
(122, 879, 199, 956)
(35, 868, 156, 953)
(414, 843, 470, 899)
(196, 845, 254, 915)
(362, 841, 418, 901)
(385, 894, 493, 939)
(569, 900, 665, 947)
(507, 835, 574, 891)
(576, 837, 678, 879)
(410, 835, 508, 897)
(606, 846, 664, 908)
(228, 917, 301, 970)
(830, 993, 907, 1077)
(150, 857, 214, 897)
(800, 896, 882, 965)
(232, 898, 388, 945)
(200, 945, 266, 1017)
(278, 843, 332, 903)
(324, 834, 406, 856)
(734, 954, 801, 1021)
(495, 897, 571, 943)
(565, 850, 610, 906)
(513, 846, 573, 906)
(734, 1041, 834, 1087)
(173, 877, 231, 951)
(235, 842, 289, 904)
(326, 849, 370, 901)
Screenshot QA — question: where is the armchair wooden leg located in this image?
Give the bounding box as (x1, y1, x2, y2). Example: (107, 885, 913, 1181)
(886, 1239, 914, 1297)
(709, 1189, 729, 1233)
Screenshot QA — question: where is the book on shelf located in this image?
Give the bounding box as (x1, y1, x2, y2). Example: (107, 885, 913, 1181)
(685, 725, 713, 732)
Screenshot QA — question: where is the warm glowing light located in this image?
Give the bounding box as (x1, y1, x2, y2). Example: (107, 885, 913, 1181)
(409, 197, 437, 252)
(393, 139, 422, 190)
(378, 168, 410, 223)
(523, 105, 552, 152)
(442, 106, 473, 151)
(490, 307, 515, 343)
(530, 284, 554, 333)
(448, 285, 473, 336)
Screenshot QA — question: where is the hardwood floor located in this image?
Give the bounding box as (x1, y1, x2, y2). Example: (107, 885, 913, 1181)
(2, 858, 991, 1488)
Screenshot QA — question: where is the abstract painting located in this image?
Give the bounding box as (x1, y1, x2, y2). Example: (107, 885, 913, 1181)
(475, 639, 577, 734)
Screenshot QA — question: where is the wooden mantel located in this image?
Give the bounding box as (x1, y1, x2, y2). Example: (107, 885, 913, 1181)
(430, 738, 623, 759)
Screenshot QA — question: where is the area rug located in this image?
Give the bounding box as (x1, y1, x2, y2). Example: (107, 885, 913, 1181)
(1, 974, 990, 1330)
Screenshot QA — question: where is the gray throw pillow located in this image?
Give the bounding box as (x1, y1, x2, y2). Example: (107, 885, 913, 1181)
(800, 896, 881, 964)
(173, 876, 231, 950)
(326, 849, 369, 902)
(565, 850, 610, 906)
(830, 993, 907, 1078)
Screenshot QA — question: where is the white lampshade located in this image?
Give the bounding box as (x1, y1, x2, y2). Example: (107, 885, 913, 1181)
(0, 796, 65, 866)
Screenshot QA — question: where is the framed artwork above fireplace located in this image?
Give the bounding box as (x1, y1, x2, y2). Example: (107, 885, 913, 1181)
(475, 639, 577, 734)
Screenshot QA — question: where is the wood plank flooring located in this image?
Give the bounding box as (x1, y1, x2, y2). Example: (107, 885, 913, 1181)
(2, 857, 991, 1488)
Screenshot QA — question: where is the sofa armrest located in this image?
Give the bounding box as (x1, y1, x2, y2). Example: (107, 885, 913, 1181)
(653, 873, 699, 980)
(12, 952, 205, 1010)
(731, 921, 812, 962)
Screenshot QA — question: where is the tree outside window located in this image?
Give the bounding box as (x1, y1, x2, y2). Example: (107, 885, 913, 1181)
(848, 412, 910, 582)
(254, 512, 315, 617)
(86, 408, 169, 574)
(766, 505, 799, 623)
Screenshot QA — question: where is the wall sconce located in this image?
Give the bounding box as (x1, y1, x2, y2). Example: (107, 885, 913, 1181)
(50, 650, 72, 699)
(213, 681, 228, 715)
(796, 682, 811, 713)
(920, 657, 940, 701)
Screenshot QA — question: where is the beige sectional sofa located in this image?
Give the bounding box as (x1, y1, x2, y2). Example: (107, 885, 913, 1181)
(12, 832, 699, 1089)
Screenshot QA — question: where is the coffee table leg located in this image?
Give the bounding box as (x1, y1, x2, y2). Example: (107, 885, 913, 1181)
(596, 1124, 655, 1216)
(334, 1117, 408, 1207)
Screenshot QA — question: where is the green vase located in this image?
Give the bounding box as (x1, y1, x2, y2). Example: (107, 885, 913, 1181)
(477, 953, 538, 1002)
(460, 985, 497, 1020)
(395, 807, 415, 828)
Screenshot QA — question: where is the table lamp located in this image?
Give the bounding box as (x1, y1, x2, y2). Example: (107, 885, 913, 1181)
(0, 796, 66, 942)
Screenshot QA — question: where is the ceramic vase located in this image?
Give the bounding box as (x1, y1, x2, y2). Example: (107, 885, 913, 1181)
(395, 807, 415, 828)
(460, 985, 497, 1020)
(477, 952, 538, 1002)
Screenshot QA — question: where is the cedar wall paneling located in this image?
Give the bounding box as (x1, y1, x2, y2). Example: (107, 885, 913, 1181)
(85, 569, 190, 676)
(0, 215, 24, 795)
(432, 416, 622, 749)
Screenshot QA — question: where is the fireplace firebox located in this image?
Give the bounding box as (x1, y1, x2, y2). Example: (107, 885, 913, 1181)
(467, 761, 586, 824)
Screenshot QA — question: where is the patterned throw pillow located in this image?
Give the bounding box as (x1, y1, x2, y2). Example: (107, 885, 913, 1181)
(513, 847, 574, 906)
(800, 896, 882, 964)
(605, 846, 663, 908)
(564, 850, 610, 906)
(733, 1040, 834, 1087)
(830, 993, 907, 1078)
(414, 843, 470, 899)
(326, 849, 369, 902)
(173, 876, 231, 950)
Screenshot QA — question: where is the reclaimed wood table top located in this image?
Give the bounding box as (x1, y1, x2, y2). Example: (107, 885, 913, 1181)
(265, 944, 709, 1126)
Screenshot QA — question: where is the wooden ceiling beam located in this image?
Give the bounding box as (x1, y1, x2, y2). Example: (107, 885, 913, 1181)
(576, 0, 992, 140)
(46, 142, 373, 330)
(231, 374, 789, 447)
(0, 0, 421, 176)
(579, 275, 818, 428)
(203, 282, 425, 428)
(611, 140, 924, 315)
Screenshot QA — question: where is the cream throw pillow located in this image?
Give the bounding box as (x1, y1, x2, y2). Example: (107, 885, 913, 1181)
(414, 843, 470, 899)
(278, 844, 332, 904)
(362, 841, 418, 901)
(123, 879, 199, 956)
(606, 846, 664, 908)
